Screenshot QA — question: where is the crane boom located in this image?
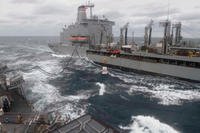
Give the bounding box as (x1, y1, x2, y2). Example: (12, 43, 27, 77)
(144, 20, 154, 46)
(120, 23, 129, 47)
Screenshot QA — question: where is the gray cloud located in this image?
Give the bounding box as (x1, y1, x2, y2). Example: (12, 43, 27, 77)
(177, 13, 200, 21)
(11, 0, 39, 4)
(132, 7, 179, 18)
(103, 11, 123, 20)
(35, 6, 68, 15)
(0, 0, 200, 37)
(0, 19, 11, 24)
(33, 2, 70, 16)
(8, 13, 37, 20)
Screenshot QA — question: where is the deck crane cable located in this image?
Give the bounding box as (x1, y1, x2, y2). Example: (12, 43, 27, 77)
(34, 45, 79, 76)
(182, 25, 200, 38)
(72, 46, 103, 68)
(28, 46, 102, 76)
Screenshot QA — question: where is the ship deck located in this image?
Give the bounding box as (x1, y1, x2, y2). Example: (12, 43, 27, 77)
(93, 49, 200, 63)
(0, 89, 32, 113)
(0, 88, 34, 132)
(86, 49, 200, 82)
(49, 114, 120, 133)
(131, 51, 200, 63)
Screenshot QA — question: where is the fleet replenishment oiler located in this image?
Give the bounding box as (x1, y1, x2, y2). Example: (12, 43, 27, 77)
(49, 3, 200, 82)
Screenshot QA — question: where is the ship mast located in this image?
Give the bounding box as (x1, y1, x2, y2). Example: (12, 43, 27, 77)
(86, 1, 94, 19)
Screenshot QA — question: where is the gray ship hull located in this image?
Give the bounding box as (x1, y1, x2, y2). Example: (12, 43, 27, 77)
(87, 52, 200, 82)
(49, 43, 88, 57)
(49, 3, 114, 57)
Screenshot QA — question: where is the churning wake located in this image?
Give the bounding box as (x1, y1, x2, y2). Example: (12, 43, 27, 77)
(120, 115, 179, 133)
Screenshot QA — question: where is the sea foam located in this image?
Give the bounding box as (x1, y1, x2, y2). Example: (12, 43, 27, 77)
(120, 115, 179, 133)
(96, 82, 106, 96)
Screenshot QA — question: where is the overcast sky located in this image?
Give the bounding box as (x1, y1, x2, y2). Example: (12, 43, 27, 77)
(0, 0, 200, 37)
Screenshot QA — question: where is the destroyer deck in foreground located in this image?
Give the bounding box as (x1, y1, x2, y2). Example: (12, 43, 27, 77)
(49, 114, 119, 133)
(0, 64, 119, 133)
(0, 63, 34, 132)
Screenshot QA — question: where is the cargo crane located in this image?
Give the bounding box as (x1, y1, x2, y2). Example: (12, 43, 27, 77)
(132, 31, 135, 44)
(120, 22, 129, 47)
(160, 20, 171, 54)
(144, 20, 153, 46)
(172, 22, 182, 45)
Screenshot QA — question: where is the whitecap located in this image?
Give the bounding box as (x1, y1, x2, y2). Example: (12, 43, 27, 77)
(96, 82, 106, 96)
(109, 72, 138, 84)
(74, 58, 86, 66)
(26, 79, 89, 120)
(21, 54, 89, 120)
(120, 115, 179, 133)
(120, 95, 130, 101)
(129, 84, 200, 105)
(36, 60, 62, 75)
(51, 54, 71, 58)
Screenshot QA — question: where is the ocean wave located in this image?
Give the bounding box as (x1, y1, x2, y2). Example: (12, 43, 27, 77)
(21, 53, 93, 118)
(96, 82, 106, 96)
(51, 53, 85, 59)
(32, 59, 67, 76)
(120, 115, 179, 133)
(74, 58, 87, 66)
(24, 74, 89, 121)
(109, 71, 138, 84)
(109, 70, 200, 105)
(2, 37, 200, 132)
(22, 60, 62, 81)
(129, 84, 200, 105)
(30, 82, 87, 105)
(51, 53, 93, 69)
(51, 53, 71, 58)
(22, 56, 89, 120)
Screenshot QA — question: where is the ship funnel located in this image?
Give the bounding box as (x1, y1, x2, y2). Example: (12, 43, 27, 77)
(77, 5, 87, 22)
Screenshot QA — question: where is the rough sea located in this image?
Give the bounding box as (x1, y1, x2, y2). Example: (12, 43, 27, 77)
(0, 36, 200, 133)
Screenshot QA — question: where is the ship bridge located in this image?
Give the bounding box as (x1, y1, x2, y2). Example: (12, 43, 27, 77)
(60, 3, 115, 46)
